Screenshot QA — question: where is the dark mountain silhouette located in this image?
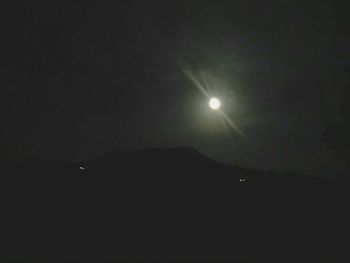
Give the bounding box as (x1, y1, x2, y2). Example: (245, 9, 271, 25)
(322, 64, 350, 182)
(0, 147, 347, 263)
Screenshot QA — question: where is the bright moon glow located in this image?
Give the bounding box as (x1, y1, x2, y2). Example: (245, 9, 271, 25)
(209, 98, 221, 110)
(183, 69, 245, 137)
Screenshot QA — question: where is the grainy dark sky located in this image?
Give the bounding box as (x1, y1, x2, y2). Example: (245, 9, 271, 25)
(1, 0, 348, 177)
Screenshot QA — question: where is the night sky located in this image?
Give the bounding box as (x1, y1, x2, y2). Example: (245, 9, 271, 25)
(1, 1, 348, 177)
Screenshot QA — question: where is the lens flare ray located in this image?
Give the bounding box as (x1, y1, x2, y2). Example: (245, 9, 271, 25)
(219, 110, 245, 138)
(183, 69, 211, 98)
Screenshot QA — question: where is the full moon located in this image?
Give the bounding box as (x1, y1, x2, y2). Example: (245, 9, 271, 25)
(209, 97, 221, 110)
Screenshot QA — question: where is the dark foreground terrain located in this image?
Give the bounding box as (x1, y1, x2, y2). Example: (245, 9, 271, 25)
(1, 147, 349, 262)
